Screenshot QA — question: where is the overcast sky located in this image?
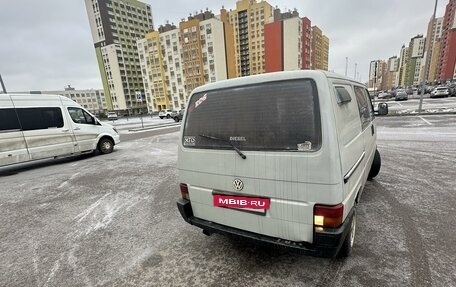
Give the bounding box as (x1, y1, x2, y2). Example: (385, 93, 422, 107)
(0, 0, 448, 91)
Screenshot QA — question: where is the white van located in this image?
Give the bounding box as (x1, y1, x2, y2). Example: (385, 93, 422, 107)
(176, 71, 383, 257)
(0, 94, 120, 167)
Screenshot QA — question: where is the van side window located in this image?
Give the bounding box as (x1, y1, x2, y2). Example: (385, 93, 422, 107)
(0, 109, 21, 131)
(68, 107, 95, 125)
(16, 108, 64, 131)
(335, 86, 351, 104)
(353, 86, 374, 130)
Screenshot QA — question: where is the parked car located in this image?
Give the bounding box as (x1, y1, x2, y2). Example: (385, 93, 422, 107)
(395, 90, 408, 101)
(378, 92, 392, 99)
(171, 109, 185, 122)
(0, 94, 120, 167)
(177, 70, 383, 258)
(158, 109, 173, 119)
(447, 84, 456, 97)
(107, 111, 118, 120)
(430, 86, 450, 98)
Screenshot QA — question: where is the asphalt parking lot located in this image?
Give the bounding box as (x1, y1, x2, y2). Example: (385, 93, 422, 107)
(373, 95, 456, 113)
(1, 114, 455, 286)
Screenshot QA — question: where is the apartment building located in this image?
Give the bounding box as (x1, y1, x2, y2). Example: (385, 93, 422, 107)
(439, 0, 456, 81)
(264, 9, 312, 72)
(138, 12, 232, 112)
(404, 35, 425, 86)
(423, 17, 443, 82)
(311, 26, 329, 71)
(227, 0, 274, 77)
(85, 0, 153, 114)
(13, 86, 108, 115)
(396, 45, 409, 87)
(384, 56, 399, 89)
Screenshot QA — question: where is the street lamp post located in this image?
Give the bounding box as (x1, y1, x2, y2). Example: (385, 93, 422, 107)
(0, 74, 7, 93)
(345, 57, 348, 76)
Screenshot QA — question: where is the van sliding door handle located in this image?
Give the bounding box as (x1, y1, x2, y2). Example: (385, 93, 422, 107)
(74, 127, 81, 131)
(62, 128, 69, 132)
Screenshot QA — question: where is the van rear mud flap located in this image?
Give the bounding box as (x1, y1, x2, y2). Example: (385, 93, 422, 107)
(177, 199, 353, 258)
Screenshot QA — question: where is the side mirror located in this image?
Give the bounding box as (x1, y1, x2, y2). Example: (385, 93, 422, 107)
(378, 103, 389, 116)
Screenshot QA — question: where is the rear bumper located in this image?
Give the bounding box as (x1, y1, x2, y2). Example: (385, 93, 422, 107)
(176, 199, 353, 258)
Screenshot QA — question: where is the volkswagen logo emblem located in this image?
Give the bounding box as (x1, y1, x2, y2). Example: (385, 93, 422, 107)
(233, 178, 244, 191)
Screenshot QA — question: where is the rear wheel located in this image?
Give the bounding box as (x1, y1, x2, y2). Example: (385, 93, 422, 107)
(338, 209, 357, 258)
(159, 116, 164, 119)
(368, 149, 381, 179)
(166, 114, 170, 119)
(98, 138, 114, 154)
(174, 117, 179, 122)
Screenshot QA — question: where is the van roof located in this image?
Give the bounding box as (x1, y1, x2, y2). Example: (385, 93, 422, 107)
(5, 93, 76, 103)
(191, 70, 365, 94)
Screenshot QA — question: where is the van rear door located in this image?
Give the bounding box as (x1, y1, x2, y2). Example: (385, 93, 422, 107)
(0, 95, 30, 166)
(179, 78, 342, 243)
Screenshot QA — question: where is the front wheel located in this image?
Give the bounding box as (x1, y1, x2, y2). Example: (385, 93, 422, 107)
(338, 209, 357, 258)
(98, 138, 114, 154)
(174, 117, 179, 122)
(368, 149, 381, 180)
(166, 114, 171, 119)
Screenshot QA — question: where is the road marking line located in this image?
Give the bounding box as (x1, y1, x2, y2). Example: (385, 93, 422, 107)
(396, 102, 403, 107)
(418, 116, 432, 125)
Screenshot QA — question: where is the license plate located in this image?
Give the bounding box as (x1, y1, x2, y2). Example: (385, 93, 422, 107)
(213, 194, 270, 213)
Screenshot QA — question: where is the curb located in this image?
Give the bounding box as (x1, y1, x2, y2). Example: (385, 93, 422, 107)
(128, 123, 181, 132)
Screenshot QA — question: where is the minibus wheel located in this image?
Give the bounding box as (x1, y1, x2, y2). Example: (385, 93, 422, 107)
(98, 138, 114, 154)
(368, 149, 381, 180)
(338, 209, 357, 258)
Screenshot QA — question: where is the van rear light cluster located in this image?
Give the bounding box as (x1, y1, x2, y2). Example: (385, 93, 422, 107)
(180, 183, 190, 200)
(314, 203, 344, 228)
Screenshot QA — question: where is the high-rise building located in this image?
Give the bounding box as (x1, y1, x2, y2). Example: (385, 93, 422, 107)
(302, 17, 312, 70)
(368, 60, 387, 89)
(84, 0, 153, 114)
(311, 26, 329, 71)
(137, 24, 182, 112)
(422, 17, 443, 82)
(264, 9, 311, 72)
(138, 12, 233, 112)
(227, 0, 274, 77)
(385, 56, 399, 89)
(404, 35, 425, 86)
(397, 45, 409, 87)
(439, 0, 456, 81)
(179, 12, 230, 94)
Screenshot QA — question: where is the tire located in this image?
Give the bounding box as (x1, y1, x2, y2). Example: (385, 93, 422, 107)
(159, 116, 164, 119)
(166, 114, 170, 119)
(368, 149, 381, 180)
(98, 138, 114, 154)
(174, 117, 179, 122)
(338, 208, 357, 258)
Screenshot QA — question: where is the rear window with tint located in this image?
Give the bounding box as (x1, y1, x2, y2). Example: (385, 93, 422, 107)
(183, 79, 321, 151)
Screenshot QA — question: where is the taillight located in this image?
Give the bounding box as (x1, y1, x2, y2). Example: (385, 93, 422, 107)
(180, 183, 189, 200)
(314, 203, 344, 228)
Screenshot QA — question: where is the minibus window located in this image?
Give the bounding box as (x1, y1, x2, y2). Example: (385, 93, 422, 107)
(68, 107, 95, 125)
(16, 108, 64, 131)
(0, 109, 21, 131)
(183, 79, 321, 151)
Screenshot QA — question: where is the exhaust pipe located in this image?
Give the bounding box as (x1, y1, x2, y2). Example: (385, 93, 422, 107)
(202, 229, 212, 236)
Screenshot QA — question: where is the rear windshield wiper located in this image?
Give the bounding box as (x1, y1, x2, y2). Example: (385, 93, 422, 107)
(199, 134, 247, 159)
